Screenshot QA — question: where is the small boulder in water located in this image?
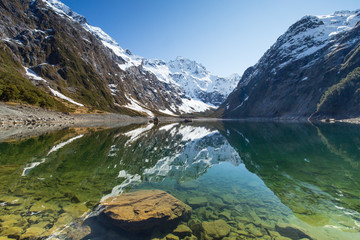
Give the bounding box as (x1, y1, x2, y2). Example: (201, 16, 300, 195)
(99, 189, 192, 232)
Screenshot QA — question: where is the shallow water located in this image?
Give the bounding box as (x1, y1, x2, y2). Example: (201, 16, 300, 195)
(0, 122, 359, 239)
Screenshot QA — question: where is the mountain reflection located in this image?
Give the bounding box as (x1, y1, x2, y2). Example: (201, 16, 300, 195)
(0, 122, 359, 239)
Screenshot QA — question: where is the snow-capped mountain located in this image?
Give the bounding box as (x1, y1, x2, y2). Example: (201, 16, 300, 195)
(270, 10, 360, 70)
(41, 0, 238, 115)
(143, 57, 240, 106)
(222, 10, 360, 119)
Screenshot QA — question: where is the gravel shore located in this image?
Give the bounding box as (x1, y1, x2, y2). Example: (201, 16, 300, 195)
(0, 103, 149, 141)
(0, 102, 149, 125)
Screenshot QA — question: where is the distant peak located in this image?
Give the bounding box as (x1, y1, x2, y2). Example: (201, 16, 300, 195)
(333, 9, 360, 15)
(227, 73, 241, 80)
(174, 56, 192, 63)
(317, 9, 360, 19)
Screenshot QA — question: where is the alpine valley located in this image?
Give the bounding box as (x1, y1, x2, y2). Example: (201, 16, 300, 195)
(0, 0, 360, 120)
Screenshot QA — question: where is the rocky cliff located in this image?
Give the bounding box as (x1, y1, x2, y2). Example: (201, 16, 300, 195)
(222, 10, 360, 120)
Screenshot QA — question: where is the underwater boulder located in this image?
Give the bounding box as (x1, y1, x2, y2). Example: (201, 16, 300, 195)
(202, 219, 231, 239)
(99, 189, 192, 232)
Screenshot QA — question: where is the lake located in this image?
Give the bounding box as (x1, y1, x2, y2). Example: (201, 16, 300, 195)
(0, 122, 359, 239)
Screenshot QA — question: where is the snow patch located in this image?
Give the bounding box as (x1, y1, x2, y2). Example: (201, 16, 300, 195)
(24, 67, 84, 107)
(158, 108, 178, 116)
(124, 97, 154, 117)
(143, 59, 174, 84)
(49, 88, 84, 107)
(177, 98, 215, 113)
(301, 76, 309, 81)
(108, 84, 118, 96)
(24, 67, 46, 82)
(232, 95, 249, 112)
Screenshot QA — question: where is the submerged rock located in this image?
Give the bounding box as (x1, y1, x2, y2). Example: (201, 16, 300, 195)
(219, 210, 232, 221)
(99, 189, 192, 232)
(187, 196, 207, 208)
(21, 227, 45, 239)
(165, 233, 179, 240)
(178, 181, 199, 190)
(173, 224, 192, 238)
(275, 223, 313, 240)
(202, 219, 231, 239)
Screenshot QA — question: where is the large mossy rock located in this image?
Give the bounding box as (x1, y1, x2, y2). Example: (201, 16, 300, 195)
(100, 190, 192, 232)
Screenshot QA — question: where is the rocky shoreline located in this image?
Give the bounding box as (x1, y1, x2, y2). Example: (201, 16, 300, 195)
(0, 102, 149, 126)
(2, 102, 359, 142)
(0, 103, 149, 141)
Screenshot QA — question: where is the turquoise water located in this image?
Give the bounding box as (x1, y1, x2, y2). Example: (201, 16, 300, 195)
(0, 122, 359, 239)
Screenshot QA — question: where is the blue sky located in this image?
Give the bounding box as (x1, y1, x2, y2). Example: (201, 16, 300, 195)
(61, 0, 359, 76)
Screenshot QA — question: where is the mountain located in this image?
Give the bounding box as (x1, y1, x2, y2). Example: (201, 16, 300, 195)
(143, 57, 240, 106)
(222, 10, 360, 120)
(0, 0, 238, 117)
